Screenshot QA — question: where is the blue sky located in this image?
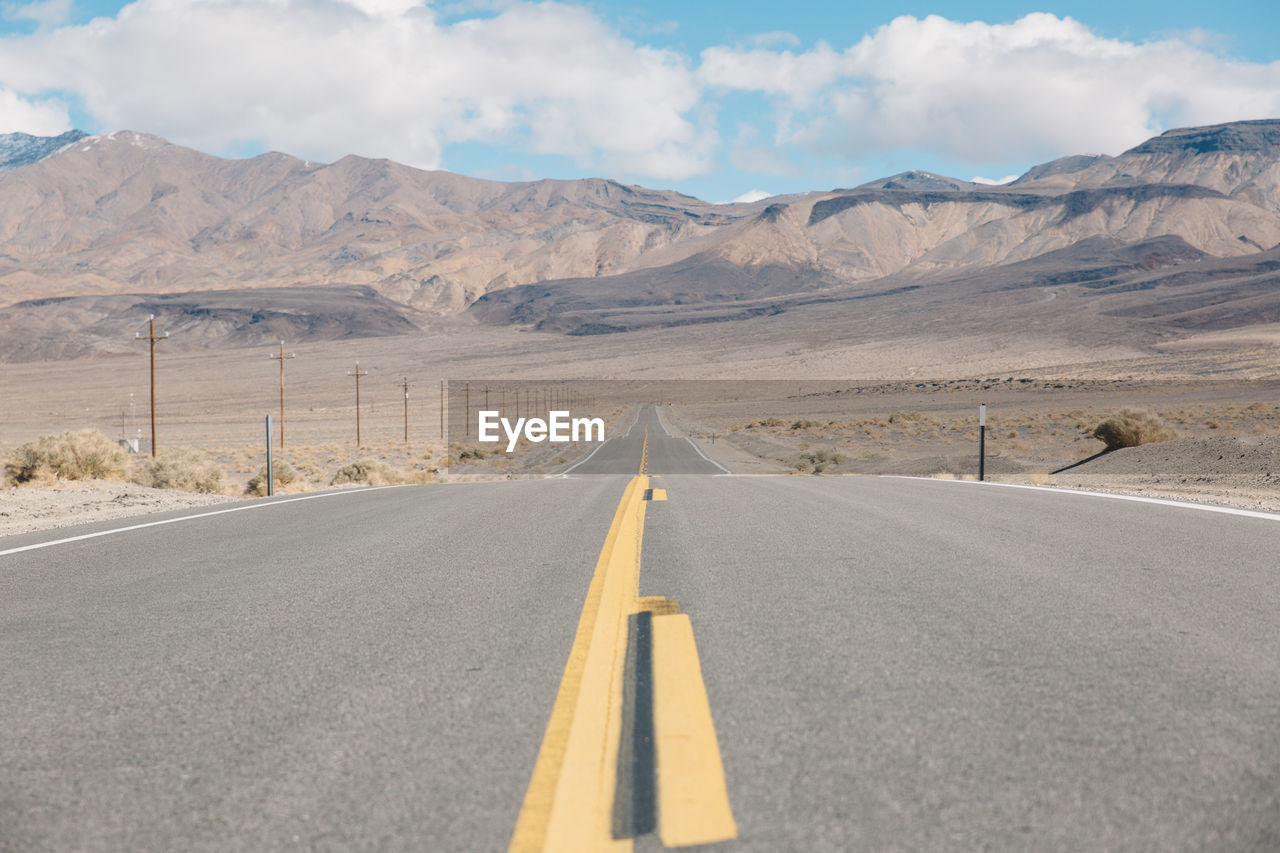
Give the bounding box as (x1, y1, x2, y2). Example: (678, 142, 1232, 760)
(2, 0, 1278, 201)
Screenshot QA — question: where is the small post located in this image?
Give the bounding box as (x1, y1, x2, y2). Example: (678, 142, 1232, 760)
(440, 379, 445, 441)
(465, 382, 471, 438)
(979, 403, 987, 482)
(266, 414, 275, 497)
(401, 377, 410, 444)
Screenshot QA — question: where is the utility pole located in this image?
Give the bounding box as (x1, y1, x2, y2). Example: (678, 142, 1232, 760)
(134, 314, 169, 457)
(269, 341, 296, 449)
(348, 362, 369, 447)
(440, 379, 445, 442)
(400, 377, 411, 444)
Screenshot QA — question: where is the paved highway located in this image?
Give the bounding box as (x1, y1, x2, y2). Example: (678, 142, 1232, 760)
(557, 406, 727, 476)
(3, 407, 1280, 851)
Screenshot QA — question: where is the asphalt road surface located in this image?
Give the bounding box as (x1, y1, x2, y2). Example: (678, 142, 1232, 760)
(4, 407, 1280, 851)
(557, 406, 727, 476)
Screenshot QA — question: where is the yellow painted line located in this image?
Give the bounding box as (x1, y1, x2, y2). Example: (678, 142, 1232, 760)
(639, 426, 649, 475)
(646, 489, 667, 501)
(652, 613, 738, 847)
(509, 475, 649, 853)
(637, 596, 680, 616)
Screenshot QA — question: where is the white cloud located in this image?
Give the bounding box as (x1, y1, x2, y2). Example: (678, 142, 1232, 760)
(731, 189, 772, 203)
(699, 13, 1280, 164)
(971, 174, 1019, 185)
(0, 0, 714, 180)
(4, 8, 1280, 184)
(0, 86, 70, 134)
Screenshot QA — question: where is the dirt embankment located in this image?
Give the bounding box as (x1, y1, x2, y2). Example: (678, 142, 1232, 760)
(0, 480, 235, 538)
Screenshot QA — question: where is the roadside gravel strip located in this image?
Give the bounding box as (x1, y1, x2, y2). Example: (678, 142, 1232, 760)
(885, 475, 1280, 522)
(0, 487, 399, 557)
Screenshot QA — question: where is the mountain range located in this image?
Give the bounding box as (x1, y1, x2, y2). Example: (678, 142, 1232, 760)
(3, 120, 1280, 362)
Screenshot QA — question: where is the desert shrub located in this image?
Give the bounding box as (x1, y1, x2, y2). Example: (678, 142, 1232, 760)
(790, 419, 820, 430)
(331, 458, 401, 486)
(132, 447, 225, 493)
(746, 417, 784, 429)
(4, 430, 127, 483)
(1092, 408, 1177, 450)
(244, 459, 299, 496)
(797, 447, 845, 474)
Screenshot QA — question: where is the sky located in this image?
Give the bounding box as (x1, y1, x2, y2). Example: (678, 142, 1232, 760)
(1, 0, 1279, 202)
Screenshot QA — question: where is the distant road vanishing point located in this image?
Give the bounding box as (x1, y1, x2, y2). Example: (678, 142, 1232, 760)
(3, 406, 1280, 851)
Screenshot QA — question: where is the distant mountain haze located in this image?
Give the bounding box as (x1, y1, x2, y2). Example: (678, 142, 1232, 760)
(3, 120, 1280, 361)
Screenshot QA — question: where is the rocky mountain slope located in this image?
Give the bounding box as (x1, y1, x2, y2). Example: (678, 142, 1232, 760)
(3, 120, 1280, 361)
(0, 130, 86, 171)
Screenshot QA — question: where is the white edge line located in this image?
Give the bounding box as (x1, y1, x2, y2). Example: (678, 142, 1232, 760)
(558, 437, 612, 476)
(561, 405, 643, 475)
(654, 405, 673, 437)
(0, 486, 401, 558)
(881, 476, 1280, 523)
(683, 437, 731, 474)
(622, 407, 643, 438)
(656, 404, 730, 474)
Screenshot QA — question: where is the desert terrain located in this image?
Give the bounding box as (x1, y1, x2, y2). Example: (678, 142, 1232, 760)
(4, 311, 1280, 537)
(6, 119, 1280, 533)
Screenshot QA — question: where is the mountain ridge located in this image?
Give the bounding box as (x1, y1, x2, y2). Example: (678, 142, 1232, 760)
(4, 120, 1280, 362)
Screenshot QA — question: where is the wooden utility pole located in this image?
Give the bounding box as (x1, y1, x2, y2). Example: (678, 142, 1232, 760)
(269, 341, 296, 449)
(134, 314, 169, 457)
(347, 362, 369, 447)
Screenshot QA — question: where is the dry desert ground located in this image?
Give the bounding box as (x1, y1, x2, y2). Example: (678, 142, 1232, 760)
(5, 317, 1280, 535)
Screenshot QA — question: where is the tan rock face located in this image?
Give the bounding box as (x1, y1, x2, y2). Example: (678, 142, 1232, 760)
(4, 119, 1280, 362)
(0, 132, 745, 310)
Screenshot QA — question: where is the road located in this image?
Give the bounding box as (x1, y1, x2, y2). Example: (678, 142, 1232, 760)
(3, 406, 1280, 851)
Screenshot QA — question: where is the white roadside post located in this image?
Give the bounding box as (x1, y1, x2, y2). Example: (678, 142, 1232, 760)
(979, 403, 987, 482)
(266, 414, 274, 497)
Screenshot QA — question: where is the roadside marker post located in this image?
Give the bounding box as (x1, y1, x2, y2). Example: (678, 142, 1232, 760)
(265, 414, 274, 497)
(979, 403, 987, 482)
(400, 377, 410, 444)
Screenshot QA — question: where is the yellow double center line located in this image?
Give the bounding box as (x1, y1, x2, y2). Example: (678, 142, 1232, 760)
(508, 469, 735, 850)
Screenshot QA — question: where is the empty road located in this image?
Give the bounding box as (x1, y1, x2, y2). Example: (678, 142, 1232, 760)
(3, 406, 1280, 851)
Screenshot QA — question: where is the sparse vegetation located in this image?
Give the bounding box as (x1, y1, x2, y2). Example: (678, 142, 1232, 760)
(331, 458, 435, 486)
(332, 458, 400, 486)
(1092, 408, 1178, 450)
(797, 447, 845, 474)
(132, 447, 225, 493)
(245, 459, 299, 496)
(4, 430, 127, 484)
